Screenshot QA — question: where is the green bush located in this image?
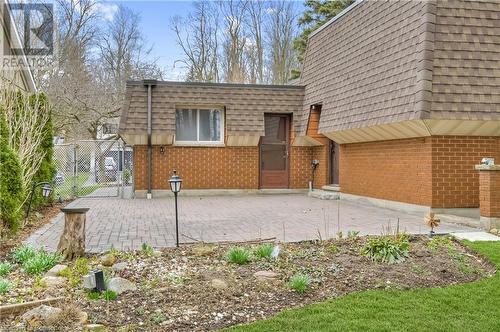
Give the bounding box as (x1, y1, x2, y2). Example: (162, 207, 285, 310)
(427, 236, 454, 252)
(87, 291, 101, 300)
(0, 279, 10, 294)
(254, 244, 274, 259)
(19, 248, 61, 275)
(288, 273, 311, 293)
(58, 258, 90, 287)
(226, 247, 251, 265)
(0, 109, 24, 234)
(362, 236, 410, 264)
(0, 262, 13, 277)
(11, 245, 36, 264)
(30, 94, 56, 209)
(102, 290, 117, 301)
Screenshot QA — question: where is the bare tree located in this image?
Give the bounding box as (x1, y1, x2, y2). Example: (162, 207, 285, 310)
(245, 0, 265, 83)
(219, 0, 248, 83)
(171, 0, 220, 82)
(43, 2, 162, 140)
(266, 1, 298, 84)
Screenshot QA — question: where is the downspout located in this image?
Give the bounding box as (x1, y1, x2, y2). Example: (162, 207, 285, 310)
(144, 80, 157, 199)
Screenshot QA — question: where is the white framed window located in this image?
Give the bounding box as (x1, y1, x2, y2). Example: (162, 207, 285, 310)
(175, 108, 224, 144)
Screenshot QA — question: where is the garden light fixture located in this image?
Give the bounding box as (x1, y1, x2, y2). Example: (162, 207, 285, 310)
(169, 170, 183, 247)
(24, 182, 53, 225)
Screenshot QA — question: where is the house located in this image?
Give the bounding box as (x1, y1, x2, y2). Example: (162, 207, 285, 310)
(0, 0, 37, 92)
(119, 0, 500, 216)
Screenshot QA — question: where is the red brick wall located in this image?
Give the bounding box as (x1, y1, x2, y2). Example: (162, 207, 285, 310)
(339, 138, 433, 206)
(339, 136, 500, 208)
(431, 136, 500, 208)
(478, 170, 500, 218)
(134, 144, 318, 190)
(134, 145, 259, 189)
(289, 146, 313, 189)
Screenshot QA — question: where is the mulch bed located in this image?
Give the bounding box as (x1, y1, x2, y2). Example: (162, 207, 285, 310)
(0, 235, 495, 331)
(0, 201, 69, 257)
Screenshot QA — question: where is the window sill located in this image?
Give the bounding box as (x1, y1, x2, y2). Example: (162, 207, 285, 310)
(173, 141, 226, 147)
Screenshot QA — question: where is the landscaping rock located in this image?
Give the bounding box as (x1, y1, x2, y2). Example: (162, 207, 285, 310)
(253, 271, 278, 280)
(41, 276, 67, 288)
(192, 246, 215, 257)
(210, 278, 228, 290)
(100, 254, 117, 267)
(45, 264, 68, 277)
(111, 262, 128, 272)
(107, 277, 137, 294)
(77, 310, 89, 324)
(490, 228, 498, 235)
(84, 323, 107, 331)
(21, 305, 62, 326)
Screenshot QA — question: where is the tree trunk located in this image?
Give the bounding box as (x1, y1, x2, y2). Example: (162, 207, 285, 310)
(57, 208, 89, 260)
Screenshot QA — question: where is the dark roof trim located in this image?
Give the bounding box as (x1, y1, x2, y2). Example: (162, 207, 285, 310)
(127, 80, 305, 90)
(309, 0, 364, 39)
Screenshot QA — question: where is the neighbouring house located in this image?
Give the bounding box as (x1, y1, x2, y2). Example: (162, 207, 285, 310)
(0, 0, 37, 92)
(119, 0, 500, 215)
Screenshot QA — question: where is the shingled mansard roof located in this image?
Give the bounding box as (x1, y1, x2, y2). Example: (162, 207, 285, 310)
(299, 0, 500, 143)
(120, 0, 500, 146)
(119, 81, 304, 146)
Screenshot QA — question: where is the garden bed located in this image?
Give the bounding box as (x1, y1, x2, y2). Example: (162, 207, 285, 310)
(0, 236, 495, 331)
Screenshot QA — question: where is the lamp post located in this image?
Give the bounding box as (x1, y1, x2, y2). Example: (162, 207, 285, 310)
(25, 182, 53, 224)
(168, 170, 182, 247)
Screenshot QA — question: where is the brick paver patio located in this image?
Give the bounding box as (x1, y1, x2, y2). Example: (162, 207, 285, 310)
(27, 194, 479, 253)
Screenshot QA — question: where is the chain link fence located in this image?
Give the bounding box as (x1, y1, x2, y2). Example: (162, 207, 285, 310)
(53, 140, 133, 200)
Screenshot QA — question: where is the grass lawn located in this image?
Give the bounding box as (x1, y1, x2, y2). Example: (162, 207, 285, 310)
(230, 241, 500, 332)
(56, 173, 101, 199)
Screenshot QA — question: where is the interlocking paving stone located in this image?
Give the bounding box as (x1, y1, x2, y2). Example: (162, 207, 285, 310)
(26, 195, 479, 253)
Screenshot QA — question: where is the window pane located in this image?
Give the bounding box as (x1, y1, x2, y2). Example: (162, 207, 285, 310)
(176, 109, 197, 141)
(199, 109, 221, 141)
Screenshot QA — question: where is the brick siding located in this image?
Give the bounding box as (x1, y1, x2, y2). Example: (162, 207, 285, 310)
(340, 136, 500, 208)
(478, 170, 500, 218)
(432, 136, 500, 208)
(134, 144, 320, 190)
(339, 138, 433, 206)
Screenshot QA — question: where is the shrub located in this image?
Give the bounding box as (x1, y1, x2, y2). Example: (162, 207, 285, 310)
(26, 93, 56, 210)
(254, 244, 274, 259)
(22, 250, 61, 275)
(58, 258, 90, 287)
(102, 290, 117, 301)
(87, 291, 100, 300)
(0, 279, 10, 294)
(0, 262, 12, 277)
(427, 236, 454, 252)
(226, 247, 251, 265)
(288, 273, 311, 293)
(11, 245, 36, 264)
(362, 236, 410, 264)
(347, 230, 360, 239)
(328, 244, 340, 254)
(140, 243, 154, 256)
(0, 109, 24, 234)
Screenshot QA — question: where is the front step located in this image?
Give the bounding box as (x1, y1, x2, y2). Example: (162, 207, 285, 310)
(322, 185, 341, 192)
(308, 190, 340, 200)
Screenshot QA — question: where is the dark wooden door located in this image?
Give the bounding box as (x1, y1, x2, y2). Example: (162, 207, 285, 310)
(330, 140, 340, 185)
(260, 114, 290, 188)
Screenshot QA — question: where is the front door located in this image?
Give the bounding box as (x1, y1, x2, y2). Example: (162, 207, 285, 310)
(260, 114, 290, 188)
(329, 140, 340, 185)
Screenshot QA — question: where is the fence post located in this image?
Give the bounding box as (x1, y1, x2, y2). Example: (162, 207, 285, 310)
(72, 143, 78, 198)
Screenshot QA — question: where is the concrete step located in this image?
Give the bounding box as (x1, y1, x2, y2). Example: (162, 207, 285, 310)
(321, 185, 341, 192)
(308, 190, 340, 200)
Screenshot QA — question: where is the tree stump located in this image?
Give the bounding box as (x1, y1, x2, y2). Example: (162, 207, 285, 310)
(57, 208, 89, 260)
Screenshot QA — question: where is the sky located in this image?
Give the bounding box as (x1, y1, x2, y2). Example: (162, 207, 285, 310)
(97, 0, 304, 81)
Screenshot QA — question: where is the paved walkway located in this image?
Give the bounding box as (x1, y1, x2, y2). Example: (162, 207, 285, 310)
(26, 194, 479, 253)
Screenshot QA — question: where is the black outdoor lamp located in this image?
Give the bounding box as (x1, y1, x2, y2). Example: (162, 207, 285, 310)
(25, 182, 53, 223)
(168, 170, 182, 247)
